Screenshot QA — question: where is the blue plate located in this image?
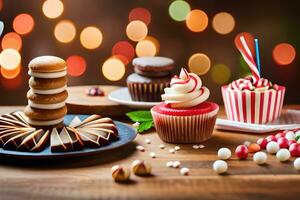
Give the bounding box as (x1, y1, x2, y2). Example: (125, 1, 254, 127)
(0, 114, 137, 159)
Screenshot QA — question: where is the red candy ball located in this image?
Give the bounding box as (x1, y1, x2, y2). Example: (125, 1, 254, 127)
(257, 138, 268, 149)
(277, 137, 289, 149)
(275, 132, 286, 140)
(266, 135, 277, 143)
(289, 143, 300, 157)
(288, 140, 296, 147)
(235, 145, 249, 159)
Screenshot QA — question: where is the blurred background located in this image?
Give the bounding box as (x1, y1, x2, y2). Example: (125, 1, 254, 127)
(0, 0, 298, 105)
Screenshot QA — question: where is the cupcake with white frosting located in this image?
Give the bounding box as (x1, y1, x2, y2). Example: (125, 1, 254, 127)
(151, 68, 219, 143)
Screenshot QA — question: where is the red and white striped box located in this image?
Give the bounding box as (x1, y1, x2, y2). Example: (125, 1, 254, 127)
(221, 85, 285, 124)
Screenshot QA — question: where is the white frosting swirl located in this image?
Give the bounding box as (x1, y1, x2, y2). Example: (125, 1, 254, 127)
(161, 68, 210, 108)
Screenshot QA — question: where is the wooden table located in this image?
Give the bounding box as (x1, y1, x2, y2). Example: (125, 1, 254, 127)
(0, 105, 299, 200)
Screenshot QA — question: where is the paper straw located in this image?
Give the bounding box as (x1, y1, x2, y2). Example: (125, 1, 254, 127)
(254, 38, 261, 76)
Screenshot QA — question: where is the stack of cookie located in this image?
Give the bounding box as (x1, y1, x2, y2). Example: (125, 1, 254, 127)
(25, 56, 68, 128)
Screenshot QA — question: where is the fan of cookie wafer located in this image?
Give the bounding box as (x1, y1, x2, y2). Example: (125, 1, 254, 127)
(17, 129, 50, 152)
(0, 128, 35, 147)
(0, 113, 31, 128)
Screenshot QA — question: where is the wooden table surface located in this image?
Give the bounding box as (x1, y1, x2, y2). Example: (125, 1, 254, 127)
(0, 105, 300, 200)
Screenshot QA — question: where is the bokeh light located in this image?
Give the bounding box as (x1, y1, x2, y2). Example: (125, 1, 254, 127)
(186, 9, 208, 32)
(1, 32, 22, 51)
(112, 41, 135, 65)
(168, 0, 191, 22)
(102, 57, 126, 81)
(136, 36, 159, 57)
(13, 13, 34, 35)
(0, 49, 21, 70)
(112, 55, 129, 65)
(212, 12, 235, 35)
(211, 64, 231, 85)
(54, 20, 76, 43)
(66, 55, 87, 77)
(188, 53, 211, 75)
(272, 43, 296, 65)
(129, 7, 151, 25)
(42, 0, 64, 19)
(0, 0, 3, 11)
(1, 65, 21, 79)
(0, 74, 22, 90)
(80, 26, 103, 49)
(126, 20, 148, 42)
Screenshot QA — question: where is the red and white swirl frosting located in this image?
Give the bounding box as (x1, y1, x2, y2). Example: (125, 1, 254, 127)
(161, 68, 210, 108)
(228, 75, 279, 91)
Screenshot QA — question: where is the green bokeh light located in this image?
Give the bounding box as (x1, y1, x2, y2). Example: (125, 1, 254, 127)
(168, 0, 191, 22)
(211, 64, 231, 85)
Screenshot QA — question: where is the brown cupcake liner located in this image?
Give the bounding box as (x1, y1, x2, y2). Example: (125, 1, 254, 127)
(151, 108, 219, 143)
(127, 82, 169, 102)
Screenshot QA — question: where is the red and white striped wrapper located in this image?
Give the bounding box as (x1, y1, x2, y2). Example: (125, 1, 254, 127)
(151, 105, 219, 143)
(221, 85, 285, 124)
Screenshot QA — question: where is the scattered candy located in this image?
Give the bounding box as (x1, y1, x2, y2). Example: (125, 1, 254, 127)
(199, 145, 205, 149)
(266, 135, 277, 143)
(149, 152, 156, 158)
(85, 87, 105, 96)
(111, 165, 130, 182)
(166, 161, 173, 168)
(243, 141, 251, 147)
(275, 132, 286, 139)
(169, 148, 175, 154)
(266, 141, 279, 154)
(213, 160, 228, 174)
(136, 145, 145, 152)
(180, 167, 190, 176)
(285, 131, 295, 141)
(235, 145, 248, 159)
(289, 143, 300, 157)
(248, 143, 261, 153)
(253, 152, 267, 165)
(277, 137, 289, 149)
(159, 144, 165, 149)
(294, 157, 300, 170)
(172, 161, 181, 168)
(145, 139, 151, 144)
(288, 140, 297, 147)
(174, 146, 180, 151)
(217, 147, 231, 160)
(131, 160, 152, 176)
(192, 145, 200, 149)
(276, 149, 290, 162)
(257, 138, 268, 149)
(132, 122, 140, 128)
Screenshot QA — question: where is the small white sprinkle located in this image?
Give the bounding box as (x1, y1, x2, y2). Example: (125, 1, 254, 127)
(192, 145, 199, 149)
(180, 167, 189, 176)
(243, 141, 251, 147)
(132, 122, 140, 128)
(174, 146, 180, 151)
(199, 145, 205, 149)
(172, 161, 181, 168)
(136, 145, 145, 152)
(145, 139, 151, 144)
(159, 144, 165, 149)
(169, 148, 175, 154)
(166, 161, 173, 167)
(150, 152, 156, 158)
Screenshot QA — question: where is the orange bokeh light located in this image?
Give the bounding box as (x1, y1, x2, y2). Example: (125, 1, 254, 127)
(126, 20, 148, 42)
(54, 20, 76, 43)
(102, 57, 126, 81)
(13, 13, 34, 35)
(80, 26, 103, 49)
(1, 65, 21, 79)
(1, 32, 22, 51)
(66, 55, 87, 77)
(188, 53, 211, 75)
(273, 43, 296, 65)
(129, 7, 151, 26)
(212, 12, 235, 35)
(0, 73, 22, 89)
(112, 41, 135, 65)
(42, 0, 64, 19)
(136, 36, 160, 57)
(186, 10, 208, 32)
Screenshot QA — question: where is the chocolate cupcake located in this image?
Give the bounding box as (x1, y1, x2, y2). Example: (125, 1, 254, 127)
(127, 56, 174, 102)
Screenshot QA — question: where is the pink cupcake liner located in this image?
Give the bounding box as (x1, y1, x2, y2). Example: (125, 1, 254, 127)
(221, 85, 285, 124)
(151, 106, 219, 143)
(127, 82, 169, 102)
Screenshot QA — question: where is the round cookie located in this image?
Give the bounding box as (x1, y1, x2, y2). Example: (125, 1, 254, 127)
(29, 76, 67, 90)
(29, 55, 66, 73)
(132, 56, 174, 77)
(27, 90, 68, 104)
(24, 105, 67, 121)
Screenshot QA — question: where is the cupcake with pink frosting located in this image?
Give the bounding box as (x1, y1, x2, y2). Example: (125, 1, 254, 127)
(222, 33, 286, 124)
(151, 68, 219, 143)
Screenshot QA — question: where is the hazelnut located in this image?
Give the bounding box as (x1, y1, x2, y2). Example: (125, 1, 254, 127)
(111, 165, 130, 182)
(131, 160, 152, 176)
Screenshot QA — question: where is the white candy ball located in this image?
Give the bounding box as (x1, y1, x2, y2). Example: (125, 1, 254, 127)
(213, 160, 228, 174)
(285, 131, 295, 141)
(276, 149, 290, 162)
(294, 157, 300, 170)
(217, 147, 232, 160)
(266, 141, 280, 154)
(295, 130, 300, 137)
(253, 152, 267, 165)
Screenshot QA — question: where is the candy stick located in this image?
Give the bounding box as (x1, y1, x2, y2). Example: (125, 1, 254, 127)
(254, 39, 261, 76)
